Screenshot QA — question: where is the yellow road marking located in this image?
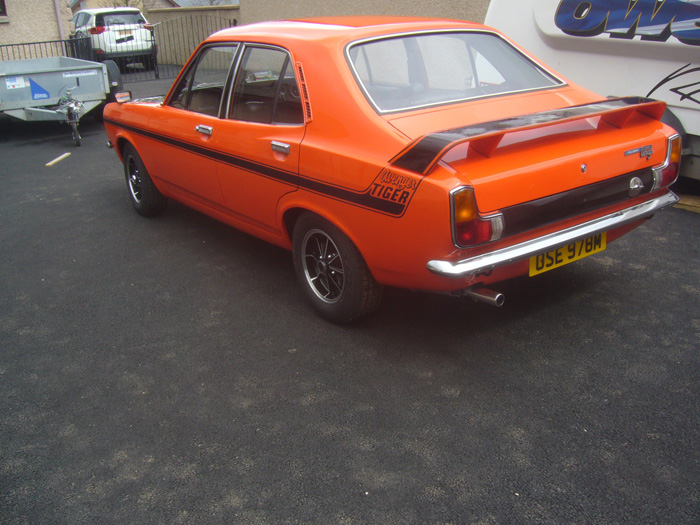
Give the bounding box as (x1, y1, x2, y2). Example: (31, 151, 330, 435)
(45, 153, 71, 167)
(676, 195, 700, 213)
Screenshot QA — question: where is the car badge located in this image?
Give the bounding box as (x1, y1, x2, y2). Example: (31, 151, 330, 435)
(629, 176, 645, 197)
(625, 145, 653, 160)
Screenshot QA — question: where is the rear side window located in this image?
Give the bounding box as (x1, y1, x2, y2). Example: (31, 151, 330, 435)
(229, 46, 304, 125)
(73, 12, 90, 29)
(348, 31, 563, 113)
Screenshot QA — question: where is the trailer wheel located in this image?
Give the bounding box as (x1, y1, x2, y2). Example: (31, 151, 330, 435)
(70, 121, 81, 147)
(103, 60, 123, 103)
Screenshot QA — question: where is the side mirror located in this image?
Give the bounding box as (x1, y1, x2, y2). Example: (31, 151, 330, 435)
(115, 91, 132, 104)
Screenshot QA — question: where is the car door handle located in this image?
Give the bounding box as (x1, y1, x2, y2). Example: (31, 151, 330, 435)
(271, 141, 291, 155)
(195, 124, 213, 136)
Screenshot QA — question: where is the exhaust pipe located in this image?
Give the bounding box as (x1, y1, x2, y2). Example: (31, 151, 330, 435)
(465, 287, 505, 307)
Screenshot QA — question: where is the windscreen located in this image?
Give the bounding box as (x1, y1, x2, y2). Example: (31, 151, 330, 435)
(347, 31, 563, 113)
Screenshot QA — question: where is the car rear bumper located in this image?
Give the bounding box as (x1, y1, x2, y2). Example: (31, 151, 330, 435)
(427, 192, 679, 278)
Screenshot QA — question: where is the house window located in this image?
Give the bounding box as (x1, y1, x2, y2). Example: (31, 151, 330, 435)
(0, 1, 7, 16)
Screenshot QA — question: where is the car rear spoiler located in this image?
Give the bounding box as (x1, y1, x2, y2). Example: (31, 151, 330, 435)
(390, 97, 667, 176)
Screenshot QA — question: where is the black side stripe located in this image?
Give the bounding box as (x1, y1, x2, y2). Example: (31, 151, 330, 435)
(105, 118, 410, 216)
(105, 117, 298, 185)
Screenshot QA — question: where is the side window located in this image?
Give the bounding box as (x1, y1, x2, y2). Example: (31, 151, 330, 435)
(169, 45, 238, 117)
(229, 46, 304, 125)
(72, 13, 86, 29)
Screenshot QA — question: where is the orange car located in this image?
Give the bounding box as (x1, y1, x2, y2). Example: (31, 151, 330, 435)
(104, 17, 681, 323)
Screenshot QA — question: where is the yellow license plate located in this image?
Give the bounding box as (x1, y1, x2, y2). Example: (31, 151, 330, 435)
(117, 30, 133, 37)
(529, 232, 606, 276)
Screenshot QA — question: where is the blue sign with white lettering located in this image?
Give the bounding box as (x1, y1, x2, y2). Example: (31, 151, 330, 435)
(555, 0, 700, 45)
(29, 78, 50, 100)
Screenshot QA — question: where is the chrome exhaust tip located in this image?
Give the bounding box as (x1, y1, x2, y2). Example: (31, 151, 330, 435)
(465, 287, 505, 307)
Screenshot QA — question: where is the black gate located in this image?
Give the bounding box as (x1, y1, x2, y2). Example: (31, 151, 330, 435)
(150, 15, 238, 81)
(0, 37, 92, 62)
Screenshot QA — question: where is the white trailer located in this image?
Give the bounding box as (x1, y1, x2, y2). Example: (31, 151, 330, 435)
(485, 0, 700, 180)
(0, 56, 121, 146)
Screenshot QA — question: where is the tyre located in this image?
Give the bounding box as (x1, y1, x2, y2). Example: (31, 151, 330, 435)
(292, 213, 384, 323)
(103, 60, 123, 102)
(122, 143, 167, 216)
(70, 121, 81, 147)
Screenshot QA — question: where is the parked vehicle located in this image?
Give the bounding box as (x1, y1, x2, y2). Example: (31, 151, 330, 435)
(103, 17, 680, 322)
(71, 7, 157, 71)
(0, 56, 121, 146)
(485, 0, 700, 181)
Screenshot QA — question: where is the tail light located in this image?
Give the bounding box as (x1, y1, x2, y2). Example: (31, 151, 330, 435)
(89, 26, 107, 35)
(452, 187, 504, 248)
(652, 134, 682, 190)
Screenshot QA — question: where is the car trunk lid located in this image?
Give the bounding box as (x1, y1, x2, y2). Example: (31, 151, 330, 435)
(387, 96, 671, 215)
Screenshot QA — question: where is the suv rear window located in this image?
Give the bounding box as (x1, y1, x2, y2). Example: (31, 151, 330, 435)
(96, 12, 146, 27)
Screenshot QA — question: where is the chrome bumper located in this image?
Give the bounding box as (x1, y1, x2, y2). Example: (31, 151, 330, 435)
(427, 192, 679, 278)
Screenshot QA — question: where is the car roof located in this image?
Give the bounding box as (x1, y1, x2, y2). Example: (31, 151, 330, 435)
(206, 16, 487, 45)
(76, 7, 143, 15)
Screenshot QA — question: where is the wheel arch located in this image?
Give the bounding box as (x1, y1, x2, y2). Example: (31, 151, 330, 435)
(281, 204, 375, 274)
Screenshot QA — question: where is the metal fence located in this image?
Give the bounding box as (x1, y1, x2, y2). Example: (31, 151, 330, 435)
(0, 38, 92, 62)
(0, 14, 237, 83)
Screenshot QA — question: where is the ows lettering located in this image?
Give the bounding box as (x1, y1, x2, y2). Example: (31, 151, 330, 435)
(555, 0, 700, 45)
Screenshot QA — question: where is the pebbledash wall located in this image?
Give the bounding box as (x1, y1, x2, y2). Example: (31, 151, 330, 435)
(0, 0, 73, 43)
(237, 0, 490, 25)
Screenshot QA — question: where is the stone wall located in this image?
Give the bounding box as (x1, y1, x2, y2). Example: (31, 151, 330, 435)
(238, 0, 490, 26)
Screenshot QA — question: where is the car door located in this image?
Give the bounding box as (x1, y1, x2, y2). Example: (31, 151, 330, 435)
(146, 44, 239, 207)
(213, 45, 305, 232)
(71, 12, 88, 37)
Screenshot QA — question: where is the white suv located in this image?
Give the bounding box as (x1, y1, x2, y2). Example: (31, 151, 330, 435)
(71, 7, 157, 70)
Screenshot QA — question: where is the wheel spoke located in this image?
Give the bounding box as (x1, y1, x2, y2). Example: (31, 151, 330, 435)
(302, 230, 345, 303)
(327, 271, 343, 295)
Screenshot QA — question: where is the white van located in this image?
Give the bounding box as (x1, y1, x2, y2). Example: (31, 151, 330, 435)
(485, 0, 700, 180)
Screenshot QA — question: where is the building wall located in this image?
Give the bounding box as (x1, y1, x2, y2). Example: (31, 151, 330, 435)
(238, 0, 490, 26)
(1, 0, 490, 50)
(143, 0, 177, 11)
(0, 0, 72, 44)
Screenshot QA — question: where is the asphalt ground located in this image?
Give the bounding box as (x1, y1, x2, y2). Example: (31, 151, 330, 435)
(1, 82, 699, 524)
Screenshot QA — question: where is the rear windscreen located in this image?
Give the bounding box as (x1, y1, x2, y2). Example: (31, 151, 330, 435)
(97, 12, 146, 27)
